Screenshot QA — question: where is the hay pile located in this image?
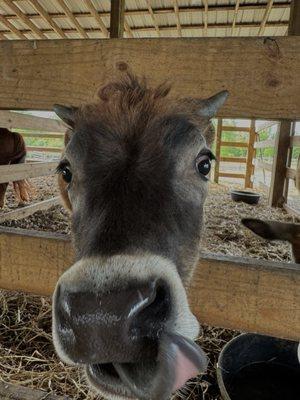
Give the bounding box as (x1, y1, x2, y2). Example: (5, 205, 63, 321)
(0, 175, 59, 213)
(0, 291, 237, 400)
(202, 183, 299, 262)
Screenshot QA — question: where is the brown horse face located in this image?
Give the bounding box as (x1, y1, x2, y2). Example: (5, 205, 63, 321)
(52, 75, 228, 400)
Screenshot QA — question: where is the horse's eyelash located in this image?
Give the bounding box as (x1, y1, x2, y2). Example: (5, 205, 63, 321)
(56, 161, 69, 174)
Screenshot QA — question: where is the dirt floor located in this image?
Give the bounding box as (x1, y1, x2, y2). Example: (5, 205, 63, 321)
(0, 175, 59, 213)
(0, 180, 298, 400)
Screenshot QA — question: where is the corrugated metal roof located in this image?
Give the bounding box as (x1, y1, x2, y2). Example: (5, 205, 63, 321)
(0, 0, 292, 40)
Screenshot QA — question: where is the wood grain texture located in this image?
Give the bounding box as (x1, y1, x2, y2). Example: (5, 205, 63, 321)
(0, 110, 66, 132)
(1, 228, 299, 340)
(0, 227, 72, 295)
(0, 37, 299, 118)
(0, 162, 57, 183)
(213, 118, 222, 183)
(288, 0, 300, 35)
(269, 120, 292, 206)
(245, 119, 256, 188)
(190, 252, 300, 341)
(110, 0, 125, 38)
(0, 381, 69, 400)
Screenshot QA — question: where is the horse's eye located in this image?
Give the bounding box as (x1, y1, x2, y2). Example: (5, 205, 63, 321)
(61, 166, 72, 183)
(196, 155, 211, 176)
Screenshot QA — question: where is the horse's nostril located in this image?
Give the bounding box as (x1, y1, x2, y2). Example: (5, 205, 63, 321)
(54, 279, 171, 364)
(129, 280, 171, 340)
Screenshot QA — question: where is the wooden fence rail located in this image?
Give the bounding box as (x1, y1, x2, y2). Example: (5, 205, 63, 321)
(0, 110, 66, 132)
(0, 162, 57, 184)
(0, 197, 60, 223)
(0, 227, 299, 341)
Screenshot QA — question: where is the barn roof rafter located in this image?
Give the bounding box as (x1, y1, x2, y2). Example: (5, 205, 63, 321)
(0, 1, 293, 40)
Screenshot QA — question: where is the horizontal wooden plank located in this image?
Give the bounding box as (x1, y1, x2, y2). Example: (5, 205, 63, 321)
(221, 126, 250, 132)
(220, 156, 247, 163)
(219, 172, 246, 178)
(27, 146, 62, 153)
(0, 197, 60, 223)
(0, 381, 69, 400)
(220, 141, 248, 148)
(190, 252, 300, 341)
(255, 160, 273, 171)
(286, 167, 296, 179)
(0, 228, 299, 340)
(0, 110, 66, 132)
(0, 162, 57, 183)
(254, 139, 275, 148)
(290, 135, 300, 147)
(0, 37, 299, 118)
(22, 132, 64, 139)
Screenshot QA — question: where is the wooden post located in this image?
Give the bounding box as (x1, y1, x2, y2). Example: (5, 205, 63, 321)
(110, 0, 125, 38)
(283, 121, 296, 201)
(269, 120, 291, 207)
(214, 118, 222, 183)
(288, 0, 300, 35)
(245, 119, 256, 188)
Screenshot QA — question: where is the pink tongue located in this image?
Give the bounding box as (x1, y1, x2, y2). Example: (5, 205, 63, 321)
(172, 344, 202, 391)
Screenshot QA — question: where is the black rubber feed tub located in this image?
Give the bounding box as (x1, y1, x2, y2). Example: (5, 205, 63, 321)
(217, 333, 300, 400)
(230, 190, 261, 205)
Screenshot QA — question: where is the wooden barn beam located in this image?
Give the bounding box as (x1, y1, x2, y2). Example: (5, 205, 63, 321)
(110, 0, 125, 38)
(269, 120, 291, 207)
(259, 0, 274, 36)
(84, 0, 109, 38)
(0, 37, 299, 119)
(3, 0, 46, 39)
(0, 228, 299, 341)
(173, 0, 182, 37)
(288, 0, 300, 35)
(146, 0, 160, 37)
(55, 0, 88, 39)
(0, 20, 290, 37)
(245, 119, 256, 188)
(231, 0, 240, 35)
(202, 0, 208, 36)
(29, 0, 67, 39)
(0, 2, 292, 22)
(0, 13, 26, 39)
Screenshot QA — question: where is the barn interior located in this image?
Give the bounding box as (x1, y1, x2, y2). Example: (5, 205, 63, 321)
(0, 1, 299, 399)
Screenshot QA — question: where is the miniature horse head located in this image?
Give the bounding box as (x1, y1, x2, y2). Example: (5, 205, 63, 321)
(242, 218, 300, 263)
(52, 73, 228, 400)
(242, 164, 300, 263)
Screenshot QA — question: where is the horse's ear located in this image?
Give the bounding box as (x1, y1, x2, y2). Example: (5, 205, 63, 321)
(198, 90, 229, 119)
(53, 104, 77, 128)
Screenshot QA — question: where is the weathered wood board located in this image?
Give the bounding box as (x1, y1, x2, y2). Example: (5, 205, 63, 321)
(0, 381, 69, 400)
(0, 37, 299, 119)
(0, 110, 66, 133)
(0, 197, 60, 223)
(0, 227, 299, 340)
(0, 162, 57, 184)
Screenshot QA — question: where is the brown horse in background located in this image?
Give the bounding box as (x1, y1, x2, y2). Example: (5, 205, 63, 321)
(0, 128, 31, 208)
